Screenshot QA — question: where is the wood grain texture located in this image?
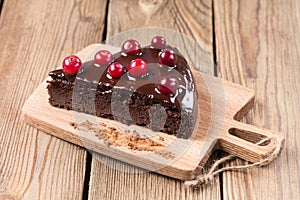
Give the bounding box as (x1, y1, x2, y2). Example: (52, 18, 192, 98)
(88, 0, 220, 199)
(106, 0, 214, 74)
(89, 154, 221, 200)
(107, 0, 212, 51)
(214, 0, 300, 199)
(0, 0, 108, 199)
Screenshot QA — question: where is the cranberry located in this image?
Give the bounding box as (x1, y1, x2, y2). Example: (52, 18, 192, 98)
(94, 50, 113, 65)
(151, 36, 166, 49)
(108, 62, 125, 79)
(62, 55, 82, 75)
(157, 77, 179, 95)
(158, 49, 177, 67)
(128, 59, 148, 78)
(121, 39, 141, 55)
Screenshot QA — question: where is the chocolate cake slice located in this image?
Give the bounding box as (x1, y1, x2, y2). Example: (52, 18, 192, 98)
(47, 37, 198, 138)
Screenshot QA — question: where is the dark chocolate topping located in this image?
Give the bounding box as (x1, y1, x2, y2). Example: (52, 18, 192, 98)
(49, 46, 196, 112)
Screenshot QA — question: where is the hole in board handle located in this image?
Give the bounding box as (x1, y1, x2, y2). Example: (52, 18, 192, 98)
(228, 128, 271, 146)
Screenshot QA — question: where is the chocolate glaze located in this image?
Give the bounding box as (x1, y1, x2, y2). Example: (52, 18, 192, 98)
(49, 45, 197, 115)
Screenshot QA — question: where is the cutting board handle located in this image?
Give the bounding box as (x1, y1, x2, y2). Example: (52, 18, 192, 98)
(219, 121, 284, 163)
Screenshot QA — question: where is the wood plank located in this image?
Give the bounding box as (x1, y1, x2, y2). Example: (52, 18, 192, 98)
(88, 0, 222, 199)
(214, 0, 300, 199)
(106, 0, 214, 74)
(0, 0, 108, 199)
(106, 0, 213, 55)
(89, 154, 221, 200)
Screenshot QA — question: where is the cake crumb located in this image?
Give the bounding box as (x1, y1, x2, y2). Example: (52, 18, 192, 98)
(159, 136, 165, 141)
(70, 122, 76, 128)
(71, 120, 174, 159)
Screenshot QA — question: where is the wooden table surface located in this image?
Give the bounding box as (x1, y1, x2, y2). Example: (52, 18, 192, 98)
(0, 0, 299, 199)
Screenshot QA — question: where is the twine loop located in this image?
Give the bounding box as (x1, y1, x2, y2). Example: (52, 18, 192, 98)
(184, 136, 283, 188)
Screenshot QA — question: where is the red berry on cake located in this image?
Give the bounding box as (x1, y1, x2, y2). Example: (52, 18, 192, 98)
(158, 49, 177, 67)
(108, 62, 125, 79)
(128, 59, 148, 78)
(151, 36, 166, 49)
(94, 50, 113, 65)
(62, 55, 82, 75)
(157, 77, 179, 95)
(121, 39, 141, 55)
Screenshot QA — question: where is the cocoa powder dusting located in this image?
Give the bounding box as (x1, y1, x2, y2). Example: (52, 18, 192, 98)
(71, 120, 174, 159)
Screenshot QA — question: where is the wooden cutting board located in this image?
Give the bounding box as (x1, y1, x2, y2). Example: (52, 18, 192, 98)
(22, 44, 284, 181)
